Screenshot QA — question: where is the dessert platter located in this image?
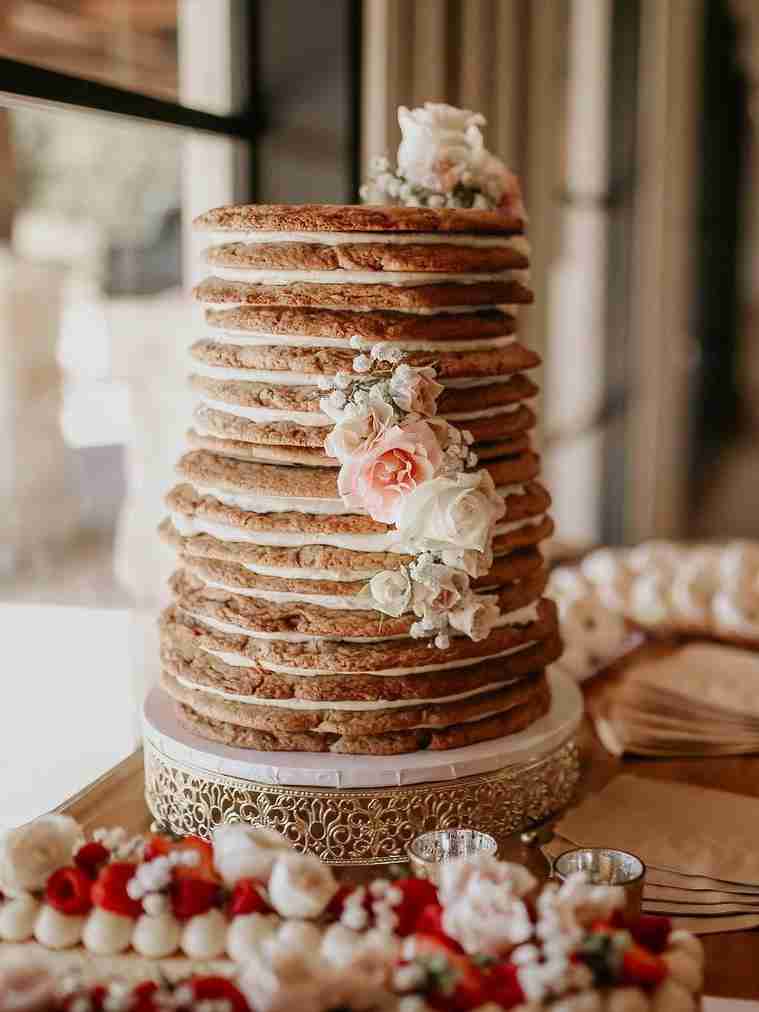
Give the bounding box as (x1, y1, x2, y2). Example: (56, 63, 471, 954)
(145, 103, 581, 860)
(0, 815, 704, 1011)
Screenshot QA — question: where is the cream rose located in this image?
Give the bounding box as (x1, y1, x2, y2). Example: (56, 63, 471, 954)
(365, 568, 413, 617)
(268, 852, 337, 919)
(240, 927, 330, 1012)
(397, 103, 521, 206)
(337, 419, 443, 524)
(409, 559, 469, 618)
(439, 857, 537, 957)
(212, 824, 291, 886)
(397, 470, 505, 555)
(0, 816, 81, 896)
(449, 595, 501, 642)
(388, 364, 443, 416)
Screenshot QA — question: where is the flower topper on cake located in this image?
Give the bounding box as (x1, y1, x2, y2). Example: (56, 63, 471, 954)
(320, 341, 504, 649)
(360, 102, 524, 213)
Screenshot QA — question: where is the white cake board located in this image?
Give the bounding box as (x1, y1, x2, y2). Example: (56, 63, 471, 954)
(142, 669, 583, 790)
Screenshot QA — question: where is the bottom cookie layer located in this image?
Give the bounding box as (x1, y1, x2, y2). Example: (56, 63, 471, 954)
(173, 677, 551, 754)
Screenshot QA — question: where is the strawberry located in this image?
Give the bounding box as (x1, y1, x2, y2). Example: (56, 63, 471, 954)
(620, 942, 668, 986)
(171, 837, 217, 882)
(411, 934, 488, 1011)
(392, 877, 440, 936)
(486, 961, 525, 1010)
(131, 981, 160, 1012)
(45, 866, 93, 916)
(142, 834, 172, 862)
(74, 842, 110, 880)
(91, 862, 142, 919)
(170, 877, 220, 920)
(185, 977, 250, 1012)
(325, 883, 355, 920)
(229, 878, 271, 917)
(628, 914, 672, 954)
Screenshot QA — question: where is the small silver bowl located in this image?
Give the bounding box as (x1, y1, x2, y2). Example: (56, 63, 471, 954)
(407, 828, 498, 883)
(553, 847, 645, 916)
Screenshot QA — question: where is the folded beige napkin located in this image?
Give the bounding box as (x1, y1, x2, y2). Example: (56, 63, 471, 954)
(597, 644, 759, 756)
(555, 775, 759, 885)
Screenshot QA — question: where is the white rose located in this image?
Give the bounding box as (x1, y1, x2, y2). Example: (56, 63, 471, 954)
(448, 594, 501, 641)
(439, 855, 536, 907)
(397, 470, 505, 555)
(240, 936, 330, 1012)
(365, 568, 413, 617)
(555, 872, 625, 927)
(212, 824, 290, 886)
(329, 929, 397, 1011)
(268, 852, 337, 919)
(389, 364, 443, 416)
(398, 103, 486, 193)
(0, 816, 82, 895)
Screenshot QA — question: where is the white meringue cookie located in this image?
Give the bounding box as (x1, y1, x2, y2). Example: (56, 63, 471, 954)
(82, 908, 133, 955)
(627, 540, 683, 574)
(33, 905, 85, 949)
(626, 571, 674, 628)
(669, 551, 720, 627)
(718, 540, 759, 591)
(605, 987, 650, 1012)
(226, 912, 279, 962)
(274, 919, 323, 955)
(320, 923, 363, 968)
(580, 548, 635, 611)
(649, 978, 696, 1012)
(663, 950, 703, 993)
(132, 911, 181, 958)
(0, 894, 40, 941)
(180, 907, 228, 959)
(712, 588, 759, 641)
(667, 929, 704, 966)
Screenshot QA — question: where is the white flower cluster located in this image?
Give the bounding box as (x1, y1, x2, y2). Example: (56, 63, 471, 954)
(338, 878, 404, 934)
(320, 345, 504, 647)
(360, 103, 522, 212)
(125, 848, 200, 916)
(93, 826, 144, 862)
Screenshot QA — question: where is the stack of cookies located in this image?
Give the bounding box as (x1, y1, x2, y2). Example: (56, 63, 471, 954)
(158, 201, 560, 755)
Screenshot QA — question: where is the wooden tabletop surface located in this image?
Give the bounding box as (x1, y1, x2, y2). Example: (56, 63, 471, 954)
(58, 646, 759, 999)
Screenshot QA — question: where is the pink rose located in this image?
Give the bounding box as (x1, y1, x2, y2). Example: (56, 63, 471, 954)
(337, 420, 443, 524)
(389, 365, 443, 416)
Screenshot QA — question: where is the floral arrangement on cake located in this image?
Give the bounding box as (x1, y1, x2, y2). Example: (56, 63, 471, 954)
(360, 103, 524, 214)
(0, 816, 703, 1011)
(319, 342, 506, 648)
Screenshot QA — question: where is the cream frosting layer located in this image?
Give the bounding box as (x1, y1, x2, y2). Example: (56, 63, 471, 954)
(200, 299, 511, 316)
(196, 397, 528, 427)
(201, 329, 518, 353)
(173, 511, 544, 552)
(190, 361, 530, 388)
(207, 267, 530, 288)
(172, 671, 522, 712)
(192, 484, 349, 516)
(206, 231, 531, 251)
(239, 561, 376, 582)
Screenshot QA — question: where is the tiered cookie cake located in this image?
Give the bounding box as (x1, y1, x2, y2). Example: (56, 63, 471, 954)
(158, 103, 560, 756)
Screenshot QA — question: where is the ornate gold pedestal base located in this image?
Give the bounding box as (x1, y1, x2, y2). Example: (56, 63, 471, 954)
(144, 736, 580, 865)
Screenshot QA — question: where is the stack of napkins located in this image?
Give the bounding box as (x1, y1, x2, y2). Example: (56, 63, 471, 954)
(544, 775, 759, 933)
(594, 642, 759, 756)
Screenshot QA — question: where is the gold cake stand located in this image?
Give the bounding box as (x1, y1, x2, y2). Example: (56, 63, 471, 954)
(143, 671, 582, 865)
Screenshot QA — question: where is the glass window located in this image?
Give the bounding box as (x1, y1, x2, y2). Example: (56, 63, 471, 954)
(0, 101, 202, 826)
(0, 0, 246, 115)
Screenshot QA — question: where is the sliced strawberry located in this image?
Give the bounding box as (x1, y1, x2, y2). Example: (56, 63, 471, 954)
(414, 903, 464, 952)
(131, 981, 160, 1012)
(411, 934, 488, 1011)
(392, 877, 439, 936)
(171, 837, 217, 882)
(228, 878, 271, 917)
(187, 977, 250, 1012)
(143, 834, 173, 862)
(325, 883, 355, 920)
(46, 866, 93, 916)
(628, 914, 672, 954)
(486, 961, 525, 1010)
(170, 877, 221, 920)
(74, 842, 110, 880)
(620, 942, 668, 987)
(91, 862, 142, 919)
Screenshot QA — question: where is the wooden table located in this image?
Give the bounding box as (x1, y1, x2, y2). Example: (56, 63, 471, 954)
(57, 652, 759, 999)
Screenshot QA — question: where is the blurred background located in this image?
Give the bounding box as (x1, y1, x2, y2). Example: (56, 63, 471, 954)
(0, 0, 753, 816)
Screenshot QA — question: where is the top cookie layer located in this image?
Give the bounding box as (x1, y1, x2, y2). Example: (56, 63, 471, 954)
(193, 203, 525, 235)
